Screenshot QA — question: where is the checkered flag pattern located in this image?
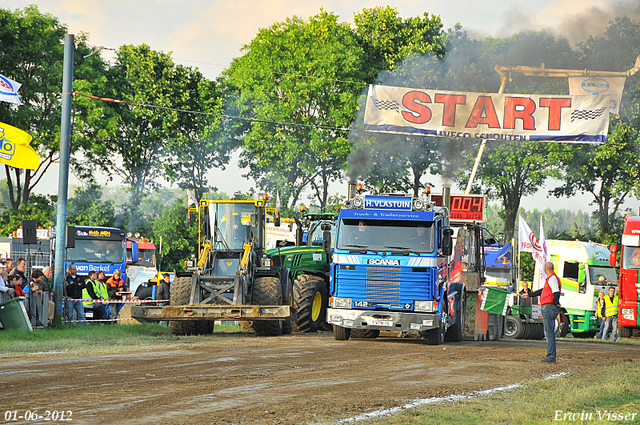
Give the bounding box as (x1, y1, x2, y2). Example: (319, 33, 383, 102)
(570, 107, 607, 122)
(372, 97, 400, 113)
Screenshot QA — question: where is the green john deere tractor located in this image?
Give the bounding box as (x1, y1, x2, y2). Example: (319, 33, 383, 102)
(268, 213, 336, 333)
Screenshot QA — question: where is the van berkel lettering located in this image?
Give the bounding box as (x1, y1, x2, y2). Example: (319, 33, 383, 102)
(368, 259, 401, 266)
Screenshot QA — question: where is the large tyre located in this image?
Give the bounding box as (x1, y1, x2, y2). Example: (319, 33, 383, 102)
(333, 325, 351, 340)
(351, 329, 380, 339)
(196, 321, 215, 335)
(534, 323, 545, 340)
(170, 277, 198, 336)
(252, 276, 283, 337)
(293, 274, 328, 333)
(445, 292, 466, 342)
(572, 331, 596, 338)
(505, 316, 525, 339)
(618, 326, 632, 338)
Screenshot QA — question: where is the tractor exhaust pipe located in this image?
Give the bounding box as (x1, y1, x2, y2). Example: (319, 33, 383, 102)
(442, 186, 451, 227)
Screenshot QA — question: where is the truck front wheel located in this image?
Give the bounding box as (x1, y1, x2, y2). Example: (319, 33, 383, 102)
(333, 325, 351, 340)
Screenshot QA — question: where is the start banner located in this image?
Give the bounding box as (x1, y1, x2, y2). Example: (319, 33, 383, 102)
(364, 84, 610, 143)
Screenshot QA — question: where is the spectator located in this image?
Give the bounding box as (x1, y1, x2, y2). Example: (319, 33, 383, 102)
(156, 273, 171, 303)
(6, 258, 14, 275)
(0, 266, 14, 298)
(7, 274, 26, 297)
(106, 269, 126, 299)
(518, 282, 532, 307)
(82, 270, 110, 320)
(602, 287, 619, 342)
(595, 290, 606, 339)
(13, 258, 28, 299)
(64, 264, 86, 325)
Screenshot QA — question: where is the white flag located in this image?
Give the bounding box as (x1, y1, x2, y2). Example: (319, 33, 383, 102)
(275, 190, 281, 217)
(0, 75, 23, 106)
(538, 217, 549, 282)
(519, 215, 548, 280)
(187, 189, 198, 206)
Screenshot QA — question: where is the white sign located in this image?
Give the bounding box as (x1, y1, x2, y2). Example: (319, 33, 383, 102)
(364, 84, 610, 143)
(569, 76, 626, 114)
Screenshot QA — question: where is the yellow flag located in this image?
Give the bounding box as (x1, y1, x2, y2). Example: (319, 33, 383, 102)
(0, 121, 40, 170)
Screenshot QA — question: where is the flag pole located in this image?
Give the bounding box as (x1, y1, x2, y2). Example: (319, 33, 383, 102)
(52, 34, 74, 327)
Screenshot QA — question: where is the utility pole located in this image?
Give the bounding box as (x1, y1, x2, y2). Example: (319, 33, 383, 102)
(53, 34, 74, 327)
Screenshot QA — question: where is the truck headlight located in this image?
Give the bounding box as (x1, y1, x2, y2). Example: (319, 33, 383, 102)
(621, 308, 635, 320)
(412, 199, 424, 210)
(415, 300, 437, 312)
(352, 197, 364, 208)
(331, 297, 352, 309)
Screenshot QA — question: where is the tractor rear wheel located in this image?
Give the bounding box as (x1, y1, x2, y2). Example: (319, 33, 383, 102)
(350, 329, 380, 338)
(293, 274, 327, 333)
(170, 277, 198, 336)
(252, 276, 283, 337)
(445, 291, 466, 342)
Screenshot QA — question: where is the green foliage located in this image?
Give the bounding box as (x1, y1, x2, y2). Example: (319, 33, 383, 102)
(0, 193, 55, 236)
(222, 10, 366, 210)
(75, 44, 225, 221)
(151, 199, 198, 272)
(0, 5, 107, 210)
(66, 184, 116, 227)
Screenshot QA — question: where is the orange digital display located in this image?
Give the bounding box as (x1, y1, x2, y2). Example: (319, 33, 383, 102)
(431, 194, 485, 222)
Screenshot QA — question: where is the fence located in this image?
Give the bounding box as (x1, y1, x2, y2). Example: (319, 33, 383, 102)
(0, 291, 52, 329)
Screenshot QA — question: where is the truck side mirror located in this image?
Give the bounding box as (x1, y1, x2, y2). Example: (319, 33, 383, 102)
(578, 263, 586, 283)
(609, 244, 617, 267)
(442, 228, 454, 256)
(322, 223, 332, 253)
(275, 215, 281, 227)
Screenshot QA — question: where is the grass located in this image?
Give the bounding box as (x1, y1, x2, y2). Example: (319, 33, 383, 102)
(0, 322, 242, 356)
(345, 360, 640, 425)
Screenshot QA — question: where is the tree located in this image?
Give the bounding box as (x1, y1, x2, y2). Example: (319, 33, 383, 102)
(551, 17, 640, 241)
(67, 184, 116, 227)
(0, 5, 107, 209)
(0, 193, 55, 236)
(75, 44, 222, 215)
(151, 199, 198, 272)
(222, 10, 366, 209)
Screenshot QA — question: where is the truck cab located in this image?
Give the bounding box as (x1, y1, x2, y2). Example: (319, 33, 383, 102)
(327, 189, 462, 345)
(534, 239, 618, 337)
(611, 216, 640, 337)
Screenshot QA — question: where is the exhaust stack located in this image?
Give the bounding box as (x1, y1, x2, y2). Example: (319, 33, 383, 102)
(442, 186, 451, 227)
(348, 183, 356, 200)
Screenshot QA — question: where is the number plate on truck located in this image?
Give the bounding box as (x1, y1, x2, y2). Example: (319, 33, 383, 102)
(369, 319, 393, 326)
(354, 301, 374, 307)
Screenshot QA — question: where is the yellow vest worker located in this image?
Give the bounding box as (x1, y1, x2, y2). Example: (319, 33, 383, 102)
(603, 294, 619, 317)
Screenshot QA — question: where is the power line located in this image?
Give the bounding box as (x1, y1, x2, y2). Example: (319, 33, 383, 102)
(69, 92, 352, 132)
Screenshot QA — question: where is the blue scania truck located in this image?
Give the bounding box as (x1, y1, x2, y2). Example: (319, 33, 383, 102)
(327, 186, 467, 345)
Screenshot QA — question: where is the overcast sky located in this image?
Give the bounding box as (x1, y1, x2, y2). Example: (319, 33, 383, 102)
(4, 0, 640, 213)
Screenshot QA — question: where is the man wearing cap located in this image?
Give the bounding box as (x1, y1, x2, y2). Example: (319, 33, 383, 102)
(156, 273, 171, 303)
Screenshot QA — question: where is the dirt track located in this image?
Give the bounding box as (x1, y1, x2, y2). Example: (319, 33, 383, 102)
(2, 333, 640, 425)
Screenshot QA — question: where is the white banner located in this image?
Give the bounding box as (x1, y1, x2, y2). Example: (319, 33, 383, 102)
(569, 76, 626, 115)
(0, 74, 23, 106)
(364, 84, 610, 143)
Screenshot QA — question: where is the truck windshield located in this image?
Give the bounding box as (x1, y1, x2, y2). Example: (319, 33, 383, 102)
(621, 246, 640, 270)
(337, 219, 434, 253)
(589, 266, 618, 285)
(67, 240, 125, 264)
(212, 203, 256, 250)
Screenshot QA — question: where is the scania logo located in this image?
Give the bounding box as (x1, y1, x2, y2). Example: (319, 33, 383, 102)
(368, 259, 401, 266)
